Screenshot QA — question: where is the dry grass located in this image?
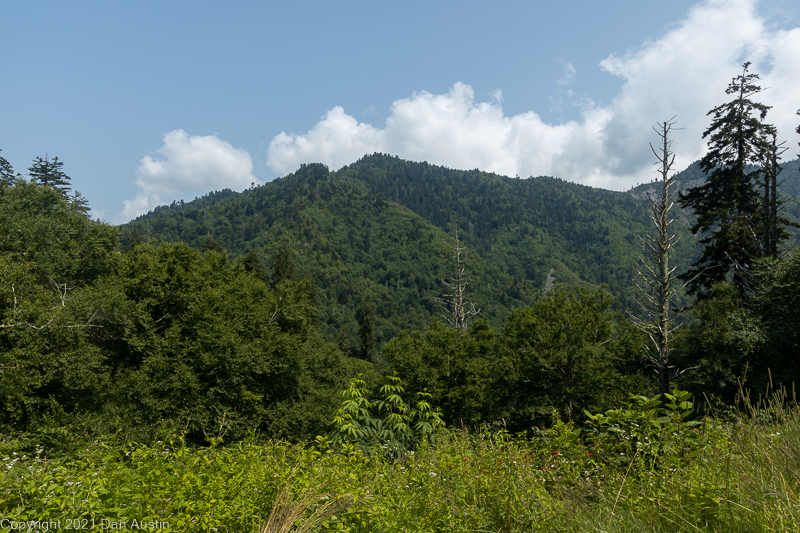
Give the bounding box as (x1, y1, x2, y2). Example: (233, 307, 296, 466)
(260, 483, 354, 533)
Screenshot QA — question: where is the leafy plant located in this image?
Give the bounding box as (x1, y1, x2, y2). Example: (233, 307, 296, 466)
(326, 374, 444, 456)
(584, 389, 703, 466)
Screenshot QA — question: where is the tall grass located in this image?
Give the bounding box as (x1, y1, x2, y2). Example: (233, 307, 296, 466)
(1, 389, 798, 532)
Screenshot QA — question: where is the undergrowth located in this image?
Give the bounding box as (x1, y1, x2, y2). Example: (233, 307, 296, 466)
(1, 387, 798, 533)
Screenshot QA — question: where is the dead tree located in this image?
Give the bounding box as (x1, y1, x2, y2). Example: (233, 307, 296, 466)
(436, 222, 480, 332)
(758, 129, 789, 258)
(634, 118, 682, 396)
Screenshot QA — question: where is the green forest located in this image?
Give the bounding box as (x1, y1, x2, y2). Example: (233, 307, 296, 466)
(1, 66, 800, 532)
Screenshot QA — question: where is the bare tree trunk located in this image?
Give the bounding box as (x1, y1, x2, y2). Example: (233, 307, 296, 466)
(436, 220, 480, 332)
(636, 119, 681, 397)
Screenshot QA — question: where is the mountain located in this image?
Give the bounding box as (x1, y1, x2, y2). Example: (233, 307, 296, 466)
(630, 158, 800, 223)
(121, 154, 800, 345)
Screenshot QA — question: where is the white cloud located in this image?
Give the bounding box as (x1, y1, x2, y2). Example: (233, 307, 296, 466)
(121, 130, 257, 221)
(596, 0, 799, 179)
(266, 0, 800, 190)
(267, 107, 384, 176)
(557, 62, 576, 86)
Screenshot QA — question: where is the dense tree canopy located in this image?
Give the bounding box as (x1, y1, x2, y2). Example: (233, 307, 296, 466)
(0, 174, 372, 441)
(0, 146, 797, 447)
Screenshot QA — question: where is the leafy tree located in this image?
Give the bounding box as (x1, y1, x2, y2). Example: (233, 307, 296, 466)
(676, 249, 800, 402)
(502, 286, 645, 424)
(28, 155, 71, 197)
(381, 318, 502, 426)
(675, 282, 760, 404)
(90, 241, 338, 442)
(753, 251, 800, 388)
(0, 179, 116, 291)
(358, 298, 376, 361)
(679, 63, 776, 297)
(0, 179, 117, 430)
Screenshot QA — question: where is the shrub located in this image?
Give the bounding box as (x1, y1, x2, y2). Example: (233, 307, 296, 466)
(323, 374, 445, 457)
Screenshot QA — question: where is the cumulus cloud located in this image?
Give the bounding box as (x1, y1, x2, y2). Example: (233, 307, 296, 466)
(597, 0, 800, 179)
(267, 0, 800, 190)
(121, 130, 257, 221)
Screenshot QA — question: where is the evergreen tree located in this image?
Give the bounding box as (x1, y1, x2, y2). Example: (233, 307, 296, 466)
(70, 190, 91, 215)
(0, 150, 17, 187)
(679, 62, 775, 297)
(796, 109, 800, 159)
(241, 250, 266, 282)
(122, 228, 146, 251)
(271, 242, 296, 288)
(337, 330, 352, 357)
(358, 298, 375, 361)
(28, 155, 71, 196)
(200, 236, 226, 255)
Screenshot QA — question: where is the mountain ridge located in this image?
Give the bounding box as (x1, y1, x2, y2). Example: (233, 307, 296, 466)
(121, 154, 799, 344)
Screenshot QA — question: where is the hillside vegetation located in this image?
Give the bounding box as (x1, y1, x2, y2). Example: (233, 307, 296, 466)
(1, 145, 799, 531)
(121, 155, 712, 342)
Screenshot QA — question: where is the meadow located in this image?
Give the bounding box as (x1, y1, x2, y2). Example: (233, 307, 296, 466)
(2, 387, 798, 533)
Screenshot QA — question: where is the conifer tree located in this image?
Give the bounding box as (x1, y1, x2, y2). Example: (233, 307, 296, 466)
(28, 155, 71, 196)
(242, 251, 267, 282)
(200, 236, 226, 255)
(796, 109, 800, 159)
(679, 62, 775, 297)
(0, 150, 17, 187)
(358, 298, 376, 361)
(70, 190, 91, 215)
(337, 330, 352, 357)
(123, 228, 146, 251)
(271, 242, 296, 288)
(757, 128, 790, 258)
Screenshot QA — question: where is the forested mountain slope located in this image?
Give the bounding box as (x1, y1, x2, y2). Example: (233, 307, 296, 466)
(630, 158, 800, 223)
(124, 163, 539, 345)
(335, 154, 701, 310)
(123, 155, 799, 344)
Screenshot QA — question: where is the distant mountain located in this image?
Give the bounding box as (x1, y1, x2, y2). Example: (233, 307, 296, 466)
(121, 154, 798, 345)
(629, 158, 800, 223)
(334, 154, 701, 307)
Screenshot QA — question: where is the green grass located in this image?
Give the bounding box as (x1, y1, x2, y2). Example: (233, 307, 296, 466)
(2, 392, 799, 533)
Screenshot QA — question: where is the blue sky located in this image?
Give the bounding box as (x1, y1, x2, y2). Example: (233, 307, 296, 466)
(2, 0, 799, 223)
